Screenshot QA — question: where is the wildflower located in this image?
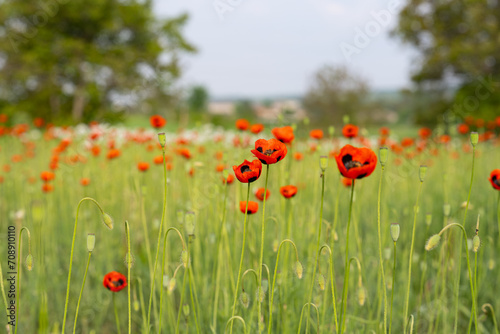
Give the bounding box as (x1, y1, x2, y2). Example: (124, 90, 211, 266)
(236, 119, 250, 131)
(255, 188, 270, 201)
(489, 170, 500, 190)
(379, 127, 390, 137)
(280, 185, 298, 198)
(222, 173, 234, 184)
(233, 160, 262, 183)
(150, 115, 166, 128)
(40, 171, 55, 182)
(251, 138, 287, 165)
(310, 129, 324, 140)
(342, 177, 353, 188)
(42, 183, 54, 193)
(138, 162, 150, 172)
(418, 127, 432, 139)
(103, 271, 127, 292)
(457, 123, 469, 135)
(335, 144, 377, 179)
(240, 201, 258, 214)
(342, 124, 358, 139)
(250, 124, 264, 134)
(293, 152, 303, 161)
(80, 178, 90, 186)
(107, 149, 121, 160)
(153, 155, 164, 165)
(271, 126, 294, 144)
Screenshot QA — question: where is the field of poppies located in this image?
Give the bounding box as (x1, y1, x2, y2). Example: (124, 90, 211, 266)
(1, 114, 500, 333)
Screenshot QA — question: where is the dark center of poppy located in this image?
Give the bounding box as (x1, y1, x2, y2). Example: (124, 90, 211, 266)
(240, 165, 251, 173)
(342, 154, 367, 170)
(493, 175, 500, 186)
(112, 279, 124, 287)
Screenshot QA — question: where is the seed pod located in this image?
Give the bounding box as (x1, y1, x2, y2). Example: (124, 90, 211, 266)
(319, 156, 328, 171)
(257, 287, 266, 303)
(185, 212, 195, 237)
(158, 132, 166, 148)
(25, 254, 33, 271)
(425, 234, 441, 251)
(470, 132, 478, 147)
(328, 126, 335, 136)
(343, 115, 350, 124)
(317, 274, 326, 291)
(390, 223, 400, 242)
(133, 299, 140, 312)
(473, 235, 480, 252)
(183, 304, 190, 317)
(443, 203, 451, 217)
(357, 286, 366, 306)
(87, 233, 95, 252)
(303, 117, 310, 126)
(168, 277, 176, 293)
(181, 250, 189, 268)
(379, 147, 388, 167)
(419, 165, 428, 182)
(102, 213, 114, 230)
(240, 291, 250, 309)
(294, 261, 303, 279)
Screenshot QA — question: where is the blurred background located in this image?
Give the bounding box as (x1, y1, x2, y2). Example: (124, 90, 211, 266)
(0, 0, 498, 129)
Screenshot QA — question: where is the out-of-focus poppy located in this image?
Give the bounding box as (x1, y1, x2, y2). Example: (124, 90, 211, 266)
(3, 164, 11, 172)
(379, 127, 390, 137)
(150, 115, 166, 128)
(335, 144, 377, 179)
(107, 149, 121, 160)
(33, 117, 45, 128)
(153, 155, 164, 165)
(103, 271, 127, 292)
(255, 188, 270, 201)
(251, 138, 287, 165)
(418, 128, 432, 139)
(222, 173, 234, 185)
(489, 170, 500, 190)
(236, 119, 250, 131)
(250, 124, 264, 134)
(280, 185, 298, 198)
(80, 178, 90, 186)
(476, 119, 485, 128)
(294, 152, 303, 161)
(138, 162, 149, 172)
(240, 201, 258, 214)
(272, 126, 294, 144)
(440, 135, 451, 144)
(40, 171, 55, 182)
(0, 114, 7, 123)
(166, 163, 173, 171)
(42, 183, 54, 193)
(233, 159, 262, 183)
(178, 148, 191, 159)
(401, 138, 414, 147)
(11, 154, 23, 163)
(216, 164, 225, 172)
(342, 177, 353, 188)
(342, 124, 358, 139)
(215, 151, 224, 160)
(457, 123, 469, 135)
(496, 116, 500, 127)
(91, 145, 101, 156)
(310, 129, 324, 140)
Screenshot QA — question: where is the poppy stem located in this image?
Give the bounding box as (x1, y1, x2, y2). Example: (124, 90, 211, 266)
(229, 182, 251, 334)
(389, 240, 397, 334)
(72, 251, 92, 333)
(15, 227, 31, 334)
(339, 181, 355, 334)
(497, 192, 500, 246)
(377, 165, 387, 333)
(0, 263, 11, 333)
(113, 293, 122, 334)
(125, 221, 132, 334)
(257, 164, 270, 332)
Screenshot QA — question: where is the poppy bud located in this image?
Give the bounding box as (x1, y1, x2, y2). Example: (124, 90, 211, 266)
(102, 213, 114, 230)
(87, 233, 95, 252)
(426, 213, 432, 226)
(133, 299, 140, 311)
(125, 253, 134, 269)
(158, 132, 166, 148)
(272, 239, 279, 252)
(183, 304, 190, 317)
(378, 147, 388, 167)
(470, 132, 478, 147)
(163, 275, 169, 288)
(472, 235, 480, 252)
(257, 287, 266, 303)
(240, 291, 250, 308)
(357, 285, 366, 306)
(25, 254, 33, 271)
(317, 273, 326, 291)
(328, 126, 335, 136)
(168, 277, 176, 293)
(419, 165, 428, 182)
(185, 212, 195, 237)
(390, 223, 400, 242)
(425, 234, 441, 251)
(343, 115, 350, 124)
(181, 250, 189, 268)
(443, 204, 451, 217)
(319, 156, 328, 171)
(294, 261, 303, 279)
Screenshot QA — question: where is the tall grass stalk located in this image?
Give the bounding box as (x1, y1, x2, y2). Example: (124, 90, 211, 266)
(257, 164, 270, 332)
(15, 227, 32, 334)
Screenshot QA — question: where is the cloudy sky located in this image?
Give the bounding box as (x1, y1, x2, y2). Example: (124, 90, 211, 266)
(154, 0, 415, 98)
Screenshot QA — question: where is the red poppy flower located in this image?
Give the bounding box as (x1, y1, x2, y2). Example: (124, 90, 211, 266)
(476, 119, 485, 128)
(335, 144, 377, 179)
(401, 138, 414, 147)
(222, 173, 234, 185)
(379, 127, 390, 137)
(236, 119, 250, 131)
(418, 128, 432, 139)
(0, 114, 7, 123)
(80, 178, 90, 186)
(310, 129, 324, 140)
(42, 183, 54, 193)
(178, 148, 191, 159)
(166, 163, 173, 171)
(233, 159, 262, 183)
(91, 145, 101, 157)
(280, 185, 298, 198)
(33, 117, 45, 128)
(342, 177, 353, 188)
(153, 155, 164, 165)
(107, 149, 121, 160)
(250, 124, 264, 134)
(240, 201, 258, 214)
(251, 138, 287, 165)
(216, 164, 226, 172)
(40, 171, 55, 182)
(457, 123, 469, 135)
(272, 126, 294, 144)
(255, 188, 270, 201)
(342, 124, 358, 139)
(489, 170, 500, 190)
(440, 135, 451, 143)
(294, 152, 303, 161)
(150, 115, 166, 128)
(138, 162, 149, 172)
(103, 271, 127, 292)
(496, 116, 500, 127)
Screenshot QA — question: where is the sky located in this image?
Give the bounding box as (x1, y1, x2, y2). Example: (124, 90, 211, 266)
(154, 0, 415, 99)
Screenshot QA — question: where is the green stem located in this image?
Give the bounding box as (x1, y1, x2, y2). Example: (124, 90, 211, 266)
(257, 164, 270, 332)
(389, 241, 397, 334)
(176, 264, 188, 334)
(125, 221, 132, 334)
(497, 192, 500, 245)
(320, 245, 339, 331)
(113, 293, 122, 334)
(135, 278, 147, 333)
(72, 252, 92, 333)
(339, 181, 355, 334)
(147, 147, 168, 332)
(229, 183, 251, 334)
(15, 227, 31, 334)
(297, 303, 320, 334)
(481, 304, 499, 334)
(403, 180, 423, 333)
(377, 165, 388, 333)
(62, 197, 106, 333)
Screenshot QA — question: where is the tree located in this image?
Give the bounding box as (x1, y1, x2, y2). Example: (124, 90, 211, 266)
(392, 0, 500, 122)
(0, 0, 196, 123)
(187, 85, 209, 112)
(303, 65, 369, 124)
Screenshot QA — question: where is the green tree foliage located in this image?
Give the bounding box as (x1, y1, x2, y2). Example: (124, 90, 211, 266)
(187, 85, 209, 112)
(303, 65, 369, 125)
(393, 0, 500, 123)
(0, 0, 196, 123)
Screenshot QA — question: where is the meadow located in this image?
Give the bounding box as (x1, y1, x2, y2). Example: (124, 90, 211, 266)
(1, 115, 499, 333)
